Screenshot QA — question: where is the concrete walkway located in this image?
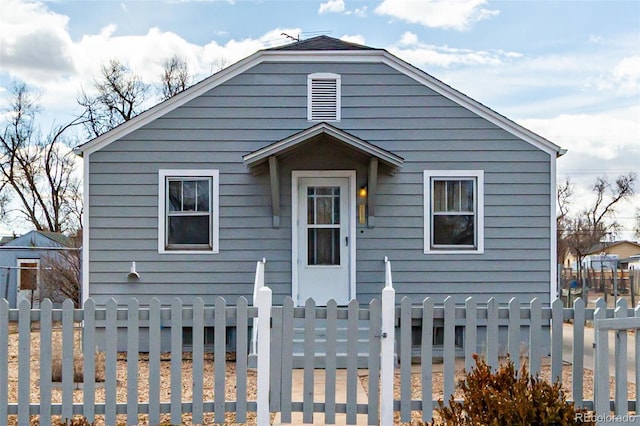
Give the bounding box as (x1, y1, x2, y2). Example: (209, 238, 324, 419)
(562, 323, 637, 383)
(272, 369, 371, 425)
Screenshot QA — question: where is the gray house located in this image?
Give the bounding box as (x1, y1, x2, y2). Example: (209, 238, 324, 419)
(76, 36, 564, 315)
(0, 230, 76, 308)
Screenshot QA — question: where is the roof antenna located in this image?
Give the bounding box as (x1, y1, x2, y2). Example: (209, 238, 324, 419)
(281, 32, 300, 42)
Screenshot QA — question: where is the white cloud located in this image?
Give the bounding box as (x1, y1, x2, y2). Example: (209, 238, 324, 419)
(612, 55, 640, 96)
(375, 0, 499, 31)
(398, 31, 419, 46)
(520, 108, 640, 163)
(340, 34, 366, 46)
(353, 6, 368, 17)
(389, 36, 518, 68)
(0, 1, 302, 127)
(318, 0, 345, 14)
(0, 0, 75, 81)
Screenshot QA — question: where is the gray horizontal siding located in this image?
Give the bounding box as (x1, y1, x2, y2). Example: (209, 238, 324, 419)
(87, 60, 553, 306)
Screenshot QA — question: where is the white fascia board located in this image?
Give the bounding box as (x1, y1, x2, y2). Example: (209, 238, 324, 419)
(81, 153, 90, 306)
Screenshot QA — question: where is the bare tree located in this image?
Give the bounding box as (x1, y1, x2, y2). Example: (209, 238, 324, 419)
(78, 59, 149, 138)
(556, 178, 573, 266)
(40, 231, 82, 307)
(559, 172, 637, 282)
(0, 82, 82, 233)
(211, 57, 228, 74)
(160, 55, 192, 100)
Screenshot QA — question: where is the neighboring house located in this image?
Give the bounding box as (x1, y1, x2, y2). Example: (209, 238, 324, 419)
(0, 230, 76, 308)
(586, 240, 640, 262)
(76, 36, 565, 322)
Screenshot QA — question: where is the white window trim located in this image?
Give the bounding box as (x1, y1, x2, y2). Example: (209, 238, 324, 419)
(307, 72, 341, 122)
(17, 259, 40, 291)
(424, 170, 484, 254)
(158, 169, 219, 254)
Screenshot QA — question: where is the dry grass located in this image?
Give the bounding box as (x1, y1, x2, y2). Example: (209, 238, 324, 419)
(50, 327, 105, 383)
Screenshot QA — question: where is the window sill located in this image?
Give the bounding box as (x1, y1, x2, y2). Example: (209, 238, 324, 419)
(424, 249, 484, 255)
(159, 249, 219, 255)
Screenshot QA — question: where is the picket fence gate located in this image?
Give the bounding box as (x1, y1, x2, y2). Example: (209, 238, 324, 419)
(1, 258, 639, 425)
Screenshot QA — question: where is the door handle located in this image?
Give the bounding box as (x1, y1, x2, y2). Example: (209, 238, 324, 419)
(345, 236, 349, 246)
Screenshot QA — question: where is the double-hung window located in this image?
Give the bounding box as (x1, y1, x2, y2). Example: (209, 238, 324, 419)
(424, 170, 484, 254)
(158, 170, 219, 253)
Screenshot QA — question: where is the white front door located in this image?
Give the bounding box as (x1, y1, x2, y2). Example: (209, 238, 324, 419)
(293, 172, 354, 306)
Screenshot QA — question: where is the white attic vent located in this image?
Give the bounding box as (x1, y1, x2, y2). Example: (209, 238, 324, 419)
(307, 73, 341, 121)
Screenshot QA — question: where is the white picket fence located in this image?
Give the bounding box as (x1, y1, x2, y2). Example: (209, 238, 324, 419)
(0, 258, 638, 425)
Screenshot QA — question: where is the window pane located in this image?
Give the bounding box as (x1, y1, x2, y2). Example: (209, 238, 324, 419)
(433, 215, 475, 246)
(461, 180, 474, 212)
(20, 263, 38, 290)
(168, 215, 210, 246)
(308, 186, 340, 225)
(182, 181, 196, 211)
(316, 197, 334, 224)
(308, 228, 340, 265)
(196, 180, 209, 212)
(168, 181, 182, 212)
(308, 196, 315, 224)
(433, 181, 445, 212)
(447, 181, 460, 211)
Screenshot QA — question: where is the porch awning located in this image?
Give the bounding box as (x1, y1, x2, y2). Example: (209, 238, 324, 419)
(243, 122, 403, 173)
(242, 122, 404, 228)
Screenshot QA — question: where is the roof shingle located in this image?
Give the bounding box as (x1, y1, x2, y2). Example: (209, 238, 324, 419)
(269, 35, 377, 51)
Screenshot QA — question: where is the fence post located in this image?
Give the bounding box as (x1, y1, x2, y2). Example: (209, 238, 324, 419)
(614, 298, 628, 415)
(252, 258, 266, 355)
(594, 306, 608, 417)
(381, 257, 396, 426)
(635, 303, 640, 414)
(256, 285, 272, 426)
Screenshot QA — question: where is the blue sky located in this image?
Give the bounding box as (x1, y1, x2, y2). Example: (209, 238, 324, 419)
(0, 0, 639, 236)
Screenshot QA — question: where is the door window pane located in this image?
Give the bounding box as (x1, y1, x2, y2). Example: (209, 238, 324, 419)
(306, 185, 341, 265)
(308, 228, 340, 265)
(307, 186, 340, 225)
(316, 197, 334, 224)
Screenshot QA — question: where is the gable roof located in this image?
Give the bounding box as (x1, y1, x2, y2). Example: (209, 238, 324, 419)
(586, 240, 640, 256)
(1, 230, 74, 248)
(268, 35, 376, 51)
(76, 36, 565, 158)
(0, 236, 16, 246)
(243, 122, 404, 174)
